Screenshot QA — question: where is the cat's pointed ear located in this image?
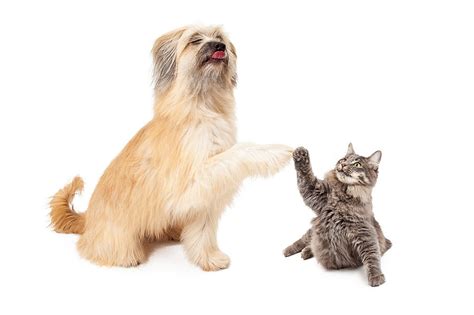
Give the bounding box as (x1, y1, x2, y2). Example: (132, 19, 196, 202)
(368, 150, 382, 167)
(346, 143, 355, 156)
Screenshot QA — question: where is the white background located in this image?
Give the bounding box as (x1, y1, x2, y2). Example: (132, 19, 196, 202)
(1, 0, 473, 314)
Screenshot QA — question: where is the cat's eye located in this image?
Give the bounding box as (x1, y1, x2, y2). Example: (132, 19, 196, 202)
(353, 162, 362, 168)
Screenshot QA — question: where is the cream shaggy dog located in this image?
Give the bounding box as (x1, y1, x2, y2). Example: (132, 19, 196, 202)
(50, 25, 292, 271)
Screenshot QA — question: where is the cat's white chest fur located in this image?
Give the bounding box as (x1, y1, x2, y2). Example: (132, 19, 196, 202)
(347, 185, 373, 205)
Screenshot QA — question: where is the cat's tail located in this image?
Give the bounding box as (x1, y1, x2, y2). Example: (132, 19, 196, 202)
(49, 176, 86, 234)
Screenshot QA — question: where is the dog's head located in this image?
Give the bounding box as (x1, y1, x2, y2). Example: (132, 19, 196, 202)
(152, 25, 237, 94)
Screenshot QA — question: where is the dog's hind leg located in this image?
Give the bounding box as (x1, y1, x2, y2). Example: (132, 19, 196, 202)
(161, 226, 182, 242)
(77, 223, 145, 267)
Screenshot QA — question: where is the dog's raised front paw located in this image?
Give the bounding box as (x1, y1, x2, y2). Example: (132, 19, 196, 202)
(257, 144, 293, 176)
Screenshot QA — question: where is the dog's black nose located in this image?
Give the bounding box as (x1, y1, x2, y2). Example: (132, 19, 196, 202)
(210, 41, 226, 51)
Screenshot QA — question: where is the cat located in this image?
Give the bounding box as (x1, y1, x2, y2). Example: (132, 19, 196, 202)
(283, 144, 391, 287)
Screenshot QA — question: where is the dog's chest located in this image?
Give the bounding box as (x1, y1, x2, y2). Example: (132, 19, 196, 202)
(189, 115, 236, 156)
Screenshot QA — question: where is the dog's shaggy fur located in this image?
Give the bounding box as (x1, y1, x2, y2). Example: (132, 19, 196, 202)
(50, 25, 292, 271)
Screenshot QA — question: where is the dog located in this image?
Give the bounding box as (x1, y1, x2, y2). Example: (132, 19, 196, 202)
(50, 25, 292, 271)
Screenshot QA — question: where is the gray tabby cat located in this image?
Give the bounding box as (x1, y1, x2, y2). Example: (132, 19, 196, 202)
(283, 144, 391, 287)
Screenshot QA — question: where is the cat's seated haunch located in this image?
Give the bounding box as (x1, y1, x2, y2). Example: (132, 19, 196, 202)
(284, 144, 391, 287)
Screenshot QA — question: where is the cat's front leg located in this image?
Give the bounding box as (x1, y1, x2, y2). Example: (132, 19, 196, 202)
(293, 147, 314, 178)
(293, 147, 327, 214)
(293, 147, 317, 190)
(353, 233, 386, 287)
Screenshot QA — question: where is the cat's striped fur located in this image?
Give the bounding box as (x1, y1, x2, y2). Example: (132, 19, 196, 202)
(284, 145, 391, 287)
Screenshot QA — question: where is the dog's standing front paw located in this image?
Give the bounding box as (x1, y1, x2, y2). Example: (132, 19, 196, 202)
(368, 273, 386, 287)
(198, 251, 231, 272)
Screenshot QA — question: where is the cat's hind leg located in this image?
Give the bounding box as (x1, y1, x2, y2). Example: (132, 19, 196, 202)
(383, 238, 392, 253)
(283, 228, 312, 257)
(373, 217, 392, 255)
(301, 246, 314, 260)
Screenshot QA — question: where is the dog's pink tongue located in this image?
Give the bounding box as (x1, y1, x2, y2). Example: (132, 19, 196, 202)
(211, 51, 226, 59)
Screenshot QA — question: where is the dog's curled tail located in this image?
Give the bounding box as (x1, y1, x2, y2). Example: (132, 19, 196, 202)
(49, 176, 86, 234)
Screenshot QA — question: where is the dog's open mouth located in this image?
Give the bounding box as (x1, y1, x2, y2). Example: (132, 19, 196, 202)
(211, 50, 226, 60)
(201, 50, 228, 66)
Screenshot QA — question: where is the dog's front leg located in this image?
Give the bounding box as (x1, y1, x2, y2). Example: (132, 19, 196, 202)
(207, 142, 293, 181)
(179, 143, 292, 271)
(181, 212, 230, 271)
(178, 143, 293, 210)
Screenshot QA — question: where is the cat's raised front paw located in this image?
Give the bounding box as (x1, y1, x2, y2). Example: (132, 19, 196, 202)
(293, 147, 310, 164)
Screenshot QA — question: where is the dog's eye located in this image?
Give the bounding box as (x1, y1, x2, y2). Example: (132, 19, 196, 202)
(190, 38, 202, 45)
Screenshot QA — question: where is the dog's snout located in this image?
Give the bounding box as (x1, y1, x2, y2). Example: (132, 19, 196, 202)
(210, 41, 226, 51)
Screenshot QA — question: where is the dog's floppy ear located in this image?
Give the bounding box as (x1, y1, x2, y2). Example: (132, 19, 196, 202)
(152, 27, 187, 92)
(228, 41, 238, 86)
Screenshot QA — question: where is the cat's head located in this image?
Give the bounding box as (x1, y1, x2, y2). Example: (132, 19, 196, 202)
(335, 143, 382, 186)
